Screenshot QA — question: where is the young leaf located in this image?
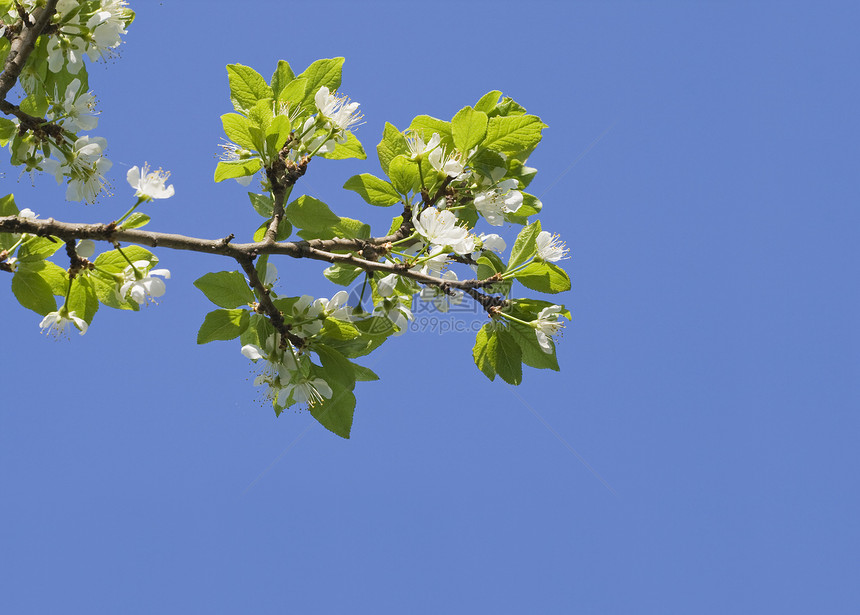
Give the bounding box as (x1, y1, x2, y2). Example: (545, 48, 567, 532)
(452, 106, 488, 153)
(473, 323, 497, 381)
(513, 261, 571, 294)
(120, 212, 150, 230)
(248, 192, 274, 217)
(220, 113, 256, 150)
(214, 159, 261, 182)
(226, 64, 273, 113)
(484, 115, 546, 156)
(297, 57, 345, 108)
(196, 308, 250, 344)
(408, 115, 454, 150)
(270, 59, 295, 98)
(194, 271, 255, 308)
(284, 195, 341, 230)
(376, 122, 408, 175)
(314, 344, 357, 391)
(387, 154, 419, 195)
(506, 220, 542, 272)
(343, 173, 401, 206)
(324, 263, 363, 286)
(67, 276, 99, 324)
(319, 131, 367, 160)
(474, 90, 502, 114)
(309, 386, 355, 439)
(11, 265, 57, 315)
(494, 328, 523, 385)
(17, 236, 61, 262)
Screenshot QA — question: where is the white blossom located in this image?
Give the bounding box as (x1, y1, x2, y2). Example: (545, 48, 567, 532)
(477, 233, 506, 254)
(279, 377, 333, 408)
(412, 207, 475, 255)
(40, 309, 87, 337)
(473, 179, 523, 226)
(535, 231, 569, 262)
(428, 147, 466, 180)
(52, 79, 98, 132)
(76, 240, 96, 259)
(532, 305, 565, 353)
(127, 163, 174, 200)
(406, 131, 440, 160)
(373, 299, 413, 335)
(317, 290, 352, 321)
(314, 86, 363, 132)
(120, 260, 170, 305)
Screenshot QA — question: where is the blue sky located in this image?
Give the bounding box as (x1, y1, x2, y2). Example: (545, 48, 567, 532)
(2, 1, 859, 613)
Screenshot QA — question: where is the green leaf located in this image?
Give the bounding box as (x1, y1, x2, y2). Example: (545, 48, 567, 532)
(376, 122, 408, 175)
(194, 271, 255, 308)
(506, 220, 541, 272)
(320, 317, 360, 341)
(487, 96, 528, 118)
(226, 64, 273, 113)
(484, 115, 546, 156)
(270, 59, 295, 98)
(351, 363, 379, 382)
(93, 246, 157, 275)
(265, 114, 292, 159)
(18, 236, 61, 262)
(474, 90, 502, 114)
(452, 106, 488, 153)
(214, 158, 261, 182)
(388, 154, 419, 195)
(297, 216, 369, 241)
(252, 218, 292, 242)
(473, 323, 497, 381)
(284, 195, 341, 230)
(67, 276, 99, 324)
(513, 261, 571, 294)
(28, 260, 68, 296)
(343, 173, 401, 206)
(220, 113, 256, 150)
(507, 321, 560, 371)
(0, 194, 18, 251)
(11, 266, 57, 315)
(297, 57, 344, 107)
(248, 98, 274, 135)
(120, 212, 150, 230)
(319, 131, 366, 160)
(248, 192, 274, 217)
(0, 193, 18, 216)
(276, 76, 308, 106)
(0, 117, 15, 145)
(324, 263, 363, 286)
(309, 385, 355, 439)
(507, 159, 538, 188)
(494, 328, 523, 385)
(314, 344, 356, 390)
(196, 308, 250, 344)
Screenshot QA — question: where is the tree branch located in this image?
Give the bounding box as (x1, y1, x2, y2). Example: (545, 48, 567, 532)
(0, 0, 58, 100)
(0, 215, 507, 310)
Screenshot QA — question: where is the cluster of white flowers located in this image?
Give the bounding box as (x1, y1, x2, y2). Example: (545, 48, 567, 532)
(47, 0, 131, 74)
(242, 335, 333, 409)
(314, 86, 363, 133)
(119, 260, 171, 305)
(473, 177, 523, 226)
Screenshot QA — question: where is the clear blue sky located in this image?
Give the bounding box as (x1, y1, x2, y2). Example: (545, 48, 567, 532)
(2, 1, 859, 613)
